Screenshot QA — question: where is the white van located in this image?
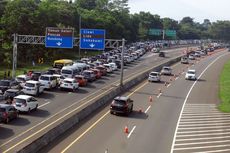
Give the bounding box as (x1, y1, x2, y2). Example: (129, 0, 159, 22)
(103, 64, 113, 73)
(39, 74, 57, 89)
(61, 65, 81, 78)
(108, 63, 118, 71)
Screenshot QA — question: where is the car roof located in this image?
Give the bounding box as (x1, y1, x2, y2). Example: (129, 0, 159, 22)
(114, 96, 129, 101)
(188, 69, 196, 72)
(26, 80, 40, 84)
(64, 78, 75, 81)
(0, 104, 12, 108)
(17, 74, 27, 78)
(5, 88, 20, 92)
(163, 66, 170, 69)
(14, 95, 32, 99)
(40, 74, 53, 77)
(150, 71, 159, 74)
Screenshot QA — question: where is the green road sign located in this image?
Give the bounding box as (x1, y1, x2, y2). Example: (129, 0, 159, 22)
(149, 29, 162, 36)
(165, 30, 176, 37)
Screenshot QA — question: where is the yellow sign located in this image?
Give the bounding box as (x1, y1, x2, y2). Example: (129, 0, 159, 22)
(38, 58, 44, 64)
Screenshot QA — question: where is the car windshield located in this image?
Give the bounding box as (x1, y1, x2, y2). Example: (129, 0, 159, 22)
(188, 71, 195, 74)
(114, 100, 126, 105)
(0, 108, 6, 112)
(40, 76, 50, 81)
(150, 73, 158, 76)
(0, 81, 10, 86)
(163, 68, 170, 71)
(83, 72, 90, 76)
(25, 83, 35, 87)
(14, 98, 26, 104)
(16, 77, 25, 82)
(63, 80, 73, 83)
(61, 70, 72, 74)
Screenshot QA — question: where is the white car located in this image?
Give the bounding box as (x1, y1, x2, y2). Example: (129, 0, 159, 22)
(185, 69, 196, 80)
(39, 74, 57, 89)
(13, 95, 38, 112)
(188, 54, 195, 60)
(60, 78, 79, 91)
(103, 64, 113, 73)
(161, 66, 172, 75)
(148, 72, 161, 82)
(16, 74, 30, 88)
(22, 80, 45, 96)
(108, 63, 118, 71)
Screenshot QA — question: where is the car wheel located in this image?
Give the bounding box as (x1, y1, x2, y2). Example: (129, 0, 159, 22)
(5, 117, 9, 124)
(28, 108, 31, 113)
(131, 105, 133, 112)
(36, 90, 39, 97)
(110, 111, 113, 114)
(34, 104, 38, 111)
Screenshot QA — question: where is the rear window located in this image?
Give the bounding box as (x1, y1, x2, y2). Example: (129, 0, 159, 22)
(61, 70, 72, 74)
(163, 67, 170, 71)
(0, 108, 6, 112)
(14, 98, 26, 104)
(188, 71, 195, 74)
(114, 100, 126, 105)
(40, 76, 50, 81)
(0, 81, 10, 86)
(150, 73, 158, 76)
(16, 77, 25, 82)
(25, 83, 35, 87)
(63, 80, 72, 83)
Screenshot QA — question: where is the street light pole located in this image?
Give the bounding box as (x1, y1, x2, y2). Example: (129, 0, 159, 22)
(12, 33, 18, 78)
(120, 38, 125, 86)
(78, 15, 81, 58)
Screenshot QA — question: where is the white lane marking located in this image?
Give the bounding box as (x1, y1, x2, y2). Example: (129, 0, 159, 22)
(195, 148, 230, 153)
(176, 131, 230, 138)
(175, 139, 230, 146)
(176, 135, 230, 142)
(178, 125, 230, 130)
(179, 122, 230, 127)
(170, 52, 229, 153)
(177, 129, 230, 134)
(127, 126, 136, 139)
(145, 106, 151, 113)
(182, 112, 224, 115)
(38, 102, 50, 108)
(157, 93, 162, 98)
(167, 84, 171, 88)
(181, 115, 230, 118)
(178, 117, 230, 121)
(185, 103, 216, 106)
(173, 144, 230, 151)
(179, 119, 230, 124)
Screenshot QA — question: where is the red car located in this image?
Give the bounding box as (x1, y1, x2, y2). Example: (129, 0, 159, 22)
(74, 75, 87, 87)
(96, 66, 107, 76)
(91, 69, 102, 79)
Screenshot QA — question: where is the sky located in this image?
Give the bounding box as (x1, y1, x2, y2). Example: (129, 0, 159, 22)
(128, 0, 230, 23)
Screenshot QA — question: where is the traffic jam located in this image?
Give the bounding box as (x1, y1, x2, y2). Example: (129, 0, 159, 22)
(0, 40, 221, 123)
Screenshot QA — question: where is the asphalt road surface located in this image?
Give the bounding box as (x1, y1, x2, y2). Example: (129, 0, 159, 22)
(38, 49, 230, 153)
(0, 46, 193, 152)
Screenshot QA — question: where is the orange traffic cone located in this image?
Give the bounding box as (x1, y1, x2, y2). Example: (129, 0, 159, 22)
(124, 126, 129, 134)
(149, 96, 153, 102)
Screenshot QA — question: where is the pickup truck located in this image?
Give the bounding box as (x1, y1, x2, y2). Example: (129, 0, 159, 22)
(22, 80, 45, 96)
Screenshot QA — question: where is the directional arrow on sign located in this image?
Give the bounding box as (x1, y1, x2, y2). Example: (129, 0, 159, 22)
(56, 42, 62, 46)
(89, 43, 95, 48)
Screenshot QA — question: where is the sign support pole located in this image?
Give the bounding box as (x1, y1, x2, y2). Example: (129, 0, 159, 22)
(78, 16, 81, 58)
(120, 38, 125, 86)
(12, 33, 18, 78)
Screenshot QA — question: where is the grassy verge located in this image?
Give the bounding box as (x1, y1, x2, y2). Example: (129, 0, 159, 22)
(0, 64, 51, 79)
(218, 60, 230, 112)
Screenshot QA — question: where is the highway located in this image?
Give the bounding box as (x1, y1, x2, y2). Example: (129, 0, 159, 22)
(38, 49, 230, 153)
(0, 46, 192, 152)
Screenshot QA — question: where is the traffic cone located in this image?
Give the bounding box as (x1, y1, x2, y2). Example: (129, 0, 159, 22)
(149, 96, 153, 102)
(124, 126, 129, 134)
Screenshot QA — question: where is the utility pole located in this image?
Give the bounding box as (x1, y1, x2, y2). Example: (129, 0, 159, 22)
(78, 15, 81, 58)
(12, 33, 18, 78)
(120, 38, 125, 86)
(162, 29, 165, 40)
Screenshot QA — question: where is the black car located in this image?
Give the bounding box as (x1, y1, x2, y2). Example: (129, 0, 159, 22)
(0, 80, 19, 94)
(114, 60, 121, 69)
(110, 96, 133, 115)
(3, 89, 23, 103)
(31, 72, 43, 81)
(46, 68, 61, 75)
(0, 104, 19, 123)
(159, 52, 165, 57)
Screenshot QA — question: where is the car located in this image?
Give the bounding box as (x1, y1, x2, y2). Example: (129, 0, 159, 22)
(96, 66, 107, 76)
(52, 74, 65, 86)
(161, 66, 172, 75)
(185, 69, 196, 80)
(194, 51, 201, 57)
(103, 64, 113, 73)
(108, 63, 118, 71)
(188, 54, 195, 60)
(82, 70, 96, 82)
(74, 75, 87, 87)
(3, 89, 23, 103)
(13, 95, 38, 112)
(22, 80, 45, 96)
(0, 79, 19, 94)
(181, 56, 189, 64)
(159, 52, 165, 57)
(60, 78, 79, 91)
(0, 104, 19, 123)
(110, 96, 133, 115)
(31, 71, 43, 81)
(15, 75, 30, 88)
(45, 68, 61, 75)
(148, 72, 161, 82)
(91, 69, 102, 79)
(39, 74, 57, 89)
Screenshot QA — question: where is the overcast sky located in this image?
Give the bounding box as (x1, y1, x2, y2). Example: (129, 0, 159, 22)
(128, 0, 230, 23)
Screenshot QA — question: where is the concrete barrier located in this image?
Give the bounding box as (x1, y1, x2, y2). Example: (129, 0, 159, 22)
(17, 55, 183, 153)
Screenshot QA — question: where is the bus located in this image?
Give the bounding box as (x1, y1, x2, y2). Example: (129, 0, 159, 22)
(53, 59, 73, 69)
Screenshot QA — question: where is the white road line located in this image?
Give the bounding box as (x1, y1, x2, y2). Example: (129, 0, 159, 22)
(167, 84, 171, 88)
(178, 125, 230, 130)
(179, 122, 230, 127)
(194, 148, 230, 153)
(175, 77, 179, 80)
(170, 52, 229, 153)
(157, 93, 162, 98)
(38, 102, 50, 108)
(182, 111, 222, 114)
(185, 103, 216, 106)
(181, 115, 230, 118)
(176, 135, 230, 142)
(177, 128, 230, 134)
(182, 112, 227, 116)
(176, 131, 230, 137)
(179, 119, 230, 124)
(173, 144, 230, 151)
(178, 117, 230, 121)
(145, 106, 151, 113)
(127, 126, 136, 139)
(174, 139, 230, 146)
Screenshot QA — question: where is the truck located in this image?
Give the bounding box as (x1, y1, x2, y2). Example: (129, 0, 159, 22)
(22, 80, 45, 96)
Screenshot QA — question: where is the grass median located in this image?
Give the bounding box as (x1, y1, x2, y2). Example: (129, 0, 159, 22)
(218, 60, 230, 112)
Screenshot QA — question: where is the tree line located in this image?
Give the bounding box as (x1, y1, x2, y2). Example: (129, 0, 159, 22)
(0, 0, 230, 68)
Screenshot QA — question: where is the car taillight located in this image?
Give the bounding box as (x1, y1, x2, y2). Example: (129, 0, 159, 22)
(3, 112, 8, 117)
